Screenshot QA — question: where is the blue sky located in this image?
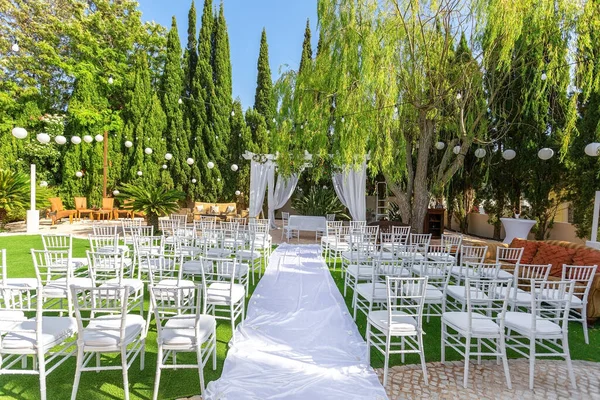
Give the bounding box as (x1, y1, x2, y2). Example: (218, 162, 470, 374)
(137, 0, 318, 110)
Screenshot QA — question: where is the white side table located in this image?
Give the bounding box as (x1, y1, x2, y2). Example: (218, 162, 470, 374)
(500, 218, 536, 244)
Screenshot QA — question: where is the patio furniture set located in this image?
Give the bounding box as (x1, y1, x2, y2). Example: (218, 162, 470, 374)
(48, 197, 143, 225)
(0, 216, 272, 400)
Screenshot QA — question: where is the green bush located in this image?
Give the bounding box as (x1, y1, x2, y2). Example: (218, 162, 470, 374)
(292, 187, 349, 219)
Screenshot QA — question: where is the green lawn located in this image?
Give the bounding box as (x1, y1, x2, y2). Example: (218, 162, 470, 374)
(0, 236, 597, 399)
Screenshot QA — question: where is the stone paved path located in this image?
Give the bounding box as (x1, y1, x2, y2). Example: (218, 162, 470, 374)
(181, 359, 600, 400)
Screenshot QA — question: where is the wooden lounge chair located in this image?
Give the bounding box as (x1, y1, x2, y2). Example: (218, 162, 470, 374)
(93, 197, 114, 221)
(74, 196, 94, 221)
(48, 197, 76, 225)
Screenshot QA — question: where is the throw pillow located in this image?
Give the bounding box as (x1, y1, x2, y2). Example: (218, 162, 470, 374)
(509, 238, 539, 264)
(196, 205, 205, 213)
(210, 205, 220, 214)
(572, 248, 600, 267)
(226, 205, 235, 213)
(531, 242, 576, 277)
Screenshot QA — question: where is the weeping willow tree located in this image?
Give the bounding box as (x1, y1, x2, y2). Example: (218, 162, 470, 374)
(274, 0, 585, 232)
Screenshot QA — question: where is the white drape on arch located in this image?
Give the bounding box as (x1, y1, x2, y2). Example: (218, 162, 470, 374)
(249, 160, 273, 219)
(332, 161, 367, 221)
(267, 168, 299, 229)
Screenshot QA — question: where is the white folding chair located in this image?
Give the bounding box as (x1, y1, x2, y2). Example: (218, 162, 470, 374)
(133, 235, 165, 280)
(411, 259, 454, 321)
(409, 233, 432, 253)
(445, 262, 501, 312)
(494, 263, 551, 311)
(441, 278, 512, 388)
(92, 224, 119, 236)
(366, 276, 429, 386)
(70, 285, 146, 400)
(450, 245, 488, 285)
(31, 249, 93, 316)
(170, 213, 188, 225)
(495, 246, 524, 279)
(505, 279, 576, 389)
(321, 221, 343, 259)
(0, 248, 37, 288)
(200, 257, 246, 334)
(540, 264, 597, 344)
(0, 285, 77, 400)
(150, 285, 217, 400)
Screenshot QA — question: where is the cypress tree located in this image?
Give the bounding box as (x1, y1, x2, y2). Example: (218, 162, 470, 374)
(182, 1, 198, 99)
(212, 2, 233, 199)
(122, 51, 166, 187)
(254, 28, 275, 135)
(245, 108, 269, 155)
(230, 99, 251, 203)
(160, 17, 187, 193)
(299, 19, 312, 74)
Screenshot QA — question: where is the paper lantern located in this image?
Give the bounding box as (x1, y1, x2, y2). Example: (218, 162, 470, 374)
(113, 190, 120, 196)
(235, 190, 241, 196)
(502, 149, 516, 160)
(11, 127, 27, 139)
(137, 171, 143, 176)
(40, 181, 48, 188)
(191, 178, 197, 183)
(207, 161, 215, 169)
(474, 148, 486, 158)
(75, 171, 83, 178)
(11, 42, 19, 52)
(231, 164, 239, 172)
(95, 134, 104, 142)
(165, 153, 173, 160)
(37, 133, 51, 144)
(54, 135, 67, 145)
(186, 158, 194, 165)
(162, 164, 168, 169)
(584, 143, 600, 157)
(435, 142, 445, 150)
(71, 136, 82, 144)
(83, 135, 93, 143)
(453, 145, 461, 155)
(144, 147, 153, 155)
(538, 148, 554, 160)
(217, 178, 221, 182)
(124, 140, 133, 148)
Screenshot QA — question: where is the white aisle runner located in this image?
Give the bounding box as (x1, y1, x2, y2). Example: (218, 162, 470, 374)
(205, 244, 388, 400)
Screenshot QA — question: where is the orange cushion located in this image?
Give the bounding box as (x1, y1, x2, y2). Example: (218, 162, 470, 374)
(572, 248, 600, 266)
(509, 238, 539, 264)
(531, 242, 576, 277)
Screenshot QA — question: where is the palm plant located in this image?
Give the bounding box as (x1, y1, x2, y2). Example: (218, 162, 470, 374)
(116, 183, 185, 233)
(0, 169, 29, 227)
(292, 186, 349, 219)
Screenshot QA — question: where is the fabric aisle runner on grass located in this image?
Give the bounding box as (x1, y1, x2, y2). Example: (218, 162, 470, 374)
(204, 244, 388, 400)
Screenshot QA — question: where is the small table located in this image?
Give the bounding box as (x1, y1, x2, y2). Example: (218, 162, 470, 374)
(500, 218, 536, 244)
(93, 209, 113, 221)
(285, 216, 327, 242)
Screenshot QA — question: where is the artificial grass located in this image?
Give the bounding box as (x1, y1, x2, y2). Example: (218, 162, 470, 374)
(0, 236, 598, 399)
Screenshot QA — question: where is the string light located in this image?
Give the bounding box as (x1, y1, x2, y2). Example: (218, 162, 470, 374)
(11, 42, 19, 52)
(108, 75, 114, 85)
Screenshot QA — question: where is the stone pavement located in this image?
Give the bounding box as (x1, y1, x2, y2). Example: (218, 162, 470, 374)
(180, 359, 600, 400)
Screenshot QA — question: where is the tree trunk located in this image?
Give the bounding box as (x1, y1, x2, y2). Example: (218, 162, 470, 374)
(411, 114, 435, 233)
(148, 213, 159, 234)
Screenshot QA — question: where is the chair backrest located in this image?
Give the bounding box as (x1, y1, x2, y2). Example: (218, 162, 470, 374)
(92, 224, 119, 236)
(133, 235, 164, 258)
(413, 259, 454, 283)
(48, 197, 64, 212)
(561, 264, 598, 300)
(74, 196, 88, 210)
(70, 285, 132, 346)
(425, 244, 453, 261)
(150, 285, 202, 342)
(466, 262, 502, 279)
(41, 233, 73, 253)
(373, 255, 408, 281)
(102, 197, 114, 210)
(200, 257, 241, 301)
(529, 279, 575, 333)
(496, 246, 524, 265)
(387, 276, 428, 330)
(88, 233, 120, 253)
(31, 249, 72, 285)
(0, 286, 42, 347)
(464, 278, 512, 328)
(0, 249, 5, 283)
(121, 218, 143, 229)
(392, 226, 411, 244)
(409, 233, 432, 247)
(160, 219, 181, 236)
(460, 245, 488, 266)
(144, 253, 184, 286)
(441, 234, 462, 256)
(326, 213, 336, 221)
(514, 263, 552, 289)
(86, 250, 126, 284)
(170, 213, 188, 225)
(350, 220, 367, 229)
(231, 217, 247, 226)
(281, 212, 290, 222)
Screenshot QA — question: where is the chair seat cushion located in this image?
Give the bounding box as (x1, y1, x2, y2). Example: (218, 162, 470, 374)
(496, 269, 514, 280)
(356, 282, 387, 302)
(539, 288, 583, 307)
(44, 277, 94, 297)
(156, 279, 196, 288)
(161, 315, 216, 346)
(82, 314, 145, 348)
(206, 282, 245, 305)
(396, 251, 425, 261)
(345, 264, 374, 279)
(2, 278, 39, 288)
(237, 250, 261, 260)
(100, 278, 144, 293)
(450, 266, 477, 277)
(329, 242, 349, 252)
(442, 312, 500, 335)
(3, 316, 77, 350)
(505, 312, 562, 336)
(446, 285, 489, 303)
(0, 310, 27, 331)
(401, 283, 443, 302)
(494, 287, 533, 305)
(206, 248, 232, 258)
(411, 265, 445, 278)
(367, 310, 418, 335)
(427, 253, 456, 262)
(182, 260, 211, 275)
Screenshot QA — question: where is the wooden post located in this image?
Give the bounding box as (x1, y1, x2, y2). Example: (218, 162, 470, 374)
(102, 130, 108, 198)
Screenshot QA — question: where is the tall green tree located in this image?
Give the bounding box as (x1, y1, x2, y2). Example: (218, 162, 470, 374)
(121, 51, 167, 188)
(299, 19, 313, 74)
(230, 99, 251, 201)
(212, 2, 234, 199)
(160, 17, 186, 192)
(182, 1, 199, 99)
(254, 28, 275, 135)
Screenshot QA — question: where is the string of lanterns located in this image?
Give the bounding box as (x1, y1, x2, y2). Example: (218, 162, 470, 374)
(437, 141, 557, 161)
